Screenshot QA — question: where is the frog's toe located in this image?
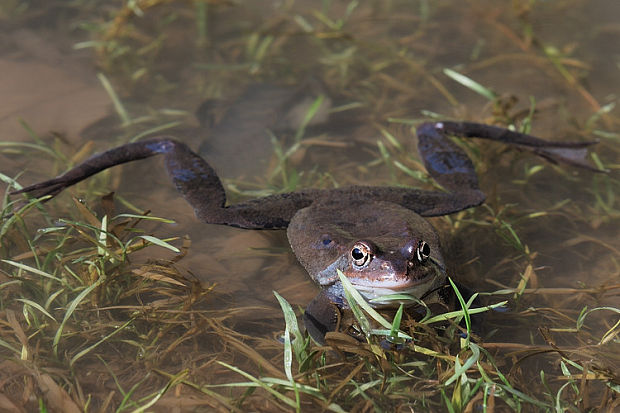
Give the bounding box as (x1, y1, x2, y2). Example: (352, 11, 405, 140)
(303, 291, 341, 345)
(12, 177, 68, 199)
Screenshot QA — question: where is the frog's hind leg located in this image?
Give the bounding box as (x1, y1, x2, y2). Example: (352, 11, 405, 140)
(12, 138, 316, 229)
(11, 140, 174, 200)
(432, 121, 602, 171)
(414, 123, 486, 216)
(415, 121, 602, 216)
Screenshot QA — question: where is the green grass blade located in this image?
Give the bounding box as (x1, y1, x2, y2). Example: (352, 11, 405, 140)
(203, 378, 324, 398)
(449, 278, 471, 345)
(282, 325, 301, 412)
(273, 291, 305, 363)
(0, 142, 58, 158)
(98, 215, 108, 257)
(70, 318, 134, 367)
(129, 121, 184, 143)
(1, 196, 51, 240)
(129, 371, 188, 413)
(337, 269, 411, 340)
(112, 214, 176, 223)
(217, 361, 298, 408)
(283, 325, 293, 382)
(2, 260, 64, 283)
(53, 277, 104, 356)
(0, 338, 21, 355)
(133, 235, 180, 253)
(443, 68, 497, 100)
(16, 298, 57, 322)
(98, 72, 131, 125)
(294, 95, 325, 143)
(387, 304, 406, 344)
(445, 342, 480, 386)
(422, 301, 506, 324)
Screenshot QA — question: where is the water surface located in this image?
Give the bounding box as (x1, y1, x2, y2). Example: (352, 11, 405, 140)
(1, 1, 618, 411)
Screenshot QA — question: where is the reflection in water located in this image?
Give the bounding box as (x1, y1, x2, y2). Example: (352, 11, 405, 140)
(0, 0, 618, 411)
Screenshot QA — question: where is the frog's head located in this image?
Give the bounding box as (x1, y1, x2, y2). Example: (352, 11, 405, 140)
(287, 200, 446, 306)
(337, 236, 445, 304)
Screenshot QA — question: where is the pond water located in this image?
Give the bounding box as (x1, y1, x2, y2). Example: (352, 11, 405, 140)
(1, 1, 618, 411)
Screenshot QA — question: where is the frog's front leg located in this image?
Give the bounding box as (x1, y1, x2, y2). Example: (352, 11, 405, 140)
(414, 121, 602, 216)
(12, 138, 317, 229)
(304, 288, 343, 345)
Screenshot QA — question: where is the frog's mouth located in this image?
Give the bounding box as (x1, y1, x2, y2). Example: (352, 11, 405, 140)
(352, 276, 439, 306)
(348, 258, 445, 306)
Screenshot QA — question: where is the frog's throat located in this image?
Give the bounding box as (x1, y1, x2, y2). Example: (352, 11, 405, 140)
(354, 273, 442, 306)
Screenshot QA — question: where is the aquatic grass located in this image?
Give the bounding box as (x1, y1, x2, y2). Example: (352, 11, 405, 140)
(275, 289, 521, 409)
(274, 291, 309, 367)
(98, 360, 162, 413)
(0, 141, 62, 160)
(294, 95, 327, 144)
(194, 0, 208, 48)
(268, 131, 301, 192)
(127, 120, 185, 143)
(125, 370, 189, 413)
(375, 139, 397, 183)
(312, 0, 358, 31)
(421, 302, 506, 325)
(217, 361, 302, 410)
(0, 179, 206, 410)
(98, 72, 131, 126)
(266, 94, 331, 192)
(69, 317, 135, 367)
(386, 304, 406, 345)
(52, 275, 105, 356)
(305, 241, 613, 411)
(576, 306, 620, 344)
(443, 68, 497, 101)
(245, 33, 274, 73)
(2, 0, 619, 410)
(337, 269, 411, 340)
(542, 45, 602, 113)
(448, 278, 472, 347)
(2, 259, 64, 283)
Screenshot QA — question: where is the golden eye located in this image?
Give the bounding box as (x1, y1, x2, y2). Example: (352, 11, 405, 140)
(416, 241, 431, 263)
(351, 242, 372, 267)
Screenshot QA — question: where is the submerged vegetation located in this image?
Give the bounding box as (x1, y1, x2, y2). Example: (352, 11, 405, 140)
(1, 0, 619, 411)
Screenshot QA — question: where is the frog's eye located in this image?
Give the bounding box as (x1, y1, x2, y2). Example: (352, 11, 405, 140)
(351, 242, 373, 267)
(416, 241, 431, 263)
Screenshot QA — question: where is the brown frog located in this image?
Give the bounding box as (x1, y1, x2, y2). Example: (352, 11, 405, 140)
(12, 120, 601, 343)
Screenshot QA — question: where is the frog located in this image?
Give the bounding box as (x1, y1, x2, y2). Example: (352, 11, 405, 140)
(12, 120, 601, 344)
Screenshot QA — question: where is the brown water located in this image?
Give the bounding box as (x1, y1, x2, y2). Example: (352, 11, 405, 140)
(1, 1, 618, 411)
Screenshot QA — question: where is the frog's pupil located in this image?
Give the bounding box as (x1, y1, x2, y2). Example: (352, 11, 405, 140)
(422, 242, 430, 257)
(322, 238, 332, 245)
(352, 248, 364, 260)
(416, 241, 431, 263)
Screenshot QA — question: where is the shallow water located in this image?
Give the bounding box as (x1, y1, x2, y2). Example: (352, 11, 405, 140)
(1, 0, 618, 411)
